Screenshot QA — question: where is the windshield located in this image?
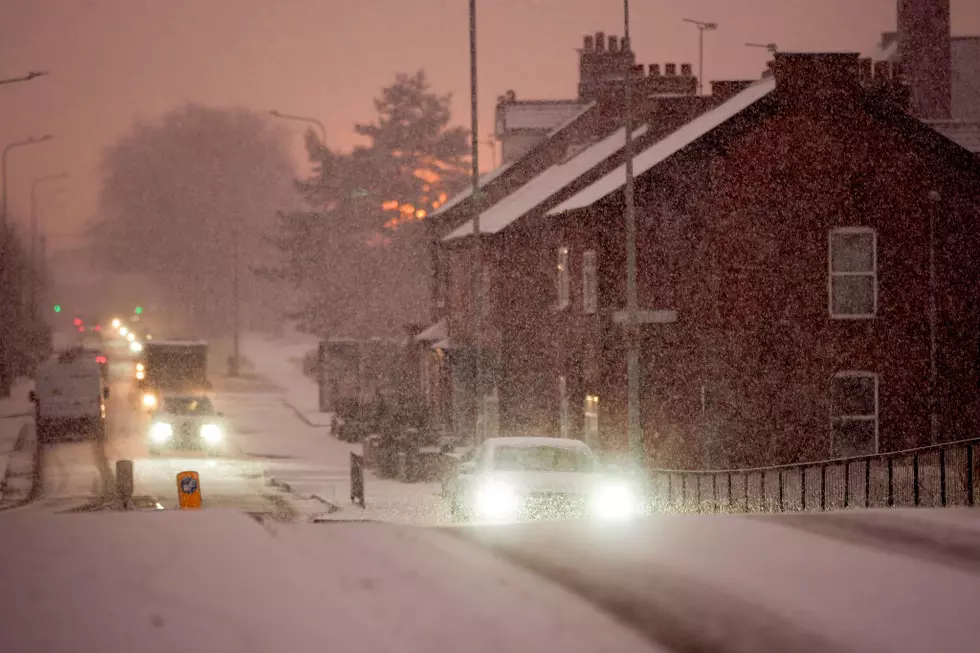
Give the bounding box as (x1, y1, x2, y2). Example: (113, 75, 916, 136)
(492, 445, 597, 473)
(161, 396, 215, 416)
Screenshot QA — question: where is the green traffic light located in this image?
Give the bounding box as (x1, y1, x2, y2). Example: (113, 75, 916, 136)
(134, 306, 143, 315)
(53, 304, 61, 313)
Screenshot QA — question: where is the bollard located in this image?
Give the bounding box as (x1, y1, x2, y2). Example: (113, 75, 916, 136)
(116, 459, 134, 509)
(350, 452, 365, 508)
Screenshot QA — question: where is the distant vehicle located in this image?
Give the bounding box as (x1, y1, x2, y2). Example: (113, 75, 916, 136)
(444, 437, 640, 524)
(137, 340, 209, 411)
(31, 350, 109, 442)
(147, 393, 225, 456)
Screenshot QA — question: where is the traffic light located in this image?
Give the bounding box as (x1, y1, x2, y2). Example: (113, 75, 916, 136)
(53, 304, 61, 313)
(73, 318, 83, 326)
(134, 306, 143, 315)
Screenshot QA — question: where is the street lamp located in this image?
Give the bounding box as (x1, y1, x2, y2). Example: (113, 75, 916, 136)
(682, 18, 718, 96)
(746, 42, 779, 55)
(29, 172, 69, 322)
(623, 0, 641, 467)
(268, 110, 327, 146)
(2, 134, 54, 227)
(0, 71, 48, 86)
(469, 0, 485, 444)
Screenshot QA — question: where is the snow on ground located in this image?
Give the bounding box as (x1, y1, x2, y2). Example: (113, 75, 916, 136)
(0, 379, 34, 501)
(238, 331, 450, 524)
(0, 510, 663, 653)
(456, 509, 980, 653)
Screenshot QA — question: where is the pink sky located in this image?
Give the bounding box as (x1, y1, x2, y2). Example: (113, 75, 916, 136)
(2, 0, 978, 244)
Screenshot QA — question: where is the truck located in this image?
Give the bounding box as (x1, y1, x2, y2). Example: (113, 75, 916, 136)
(32, 349, 109, 442)
(136, 340, 210, 411)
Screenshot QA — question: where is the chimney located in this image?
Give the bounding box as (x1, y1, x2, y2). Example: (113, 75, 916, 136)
(897, 0, 951, 119)
(583, 34, 594, 52)
(772, 52, 861, 102)
(873, 60, 891, 81)
(632, 64, 644, 78)
(608, 35, 619, 52)
(649, 63, 661, 77)
(665, 63, 677, 76)
(680, 63, 693, 77)
(595, 31, 605, 53)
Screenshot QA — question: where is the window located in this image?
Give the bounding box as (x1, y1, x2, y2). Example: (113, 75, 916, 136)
(582, 250, 598, 314)
(830, 372, 878, 457)
(829, 228, 876, 318)
(583, 395, 599, 448)
(557, 246, 570, 309)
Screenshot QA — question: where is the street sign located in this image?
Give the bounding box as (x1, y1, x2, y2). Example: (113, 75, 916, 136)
(176, 471, 202, 509)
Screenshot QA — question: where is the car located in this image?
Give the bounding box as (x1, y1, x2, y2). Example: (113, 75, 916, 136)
(444, 436, 641, 524)
(146, 393, 226, 456)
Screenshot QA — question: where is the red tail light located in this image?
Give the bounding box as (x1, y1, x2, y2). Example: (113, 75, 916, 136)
(96, 356, 107, 364)
(77, 326, 85, 332)
(73, 318, 83, 326)
(94, 325, 101, 331)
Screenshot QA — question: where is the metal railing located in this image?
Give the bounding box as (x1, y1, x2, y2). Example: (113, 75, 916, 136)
(646, 436, 978, 514)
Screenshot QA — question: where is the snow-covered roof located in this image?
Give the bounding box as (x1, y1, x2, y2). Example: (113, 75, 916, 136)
(548, 77, 778, 216)
(499, 100, 592, 131)
(431, 102, 597, 219)
(444, 125, 649, 241)
(430, 162, 515, 218)
(485, 436, 591, 449)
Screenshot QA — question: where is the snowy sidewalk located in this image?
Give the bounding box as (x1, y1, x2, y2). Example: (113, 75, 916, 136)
(239, 331, 450, 524)
(0, 379, 35, 503)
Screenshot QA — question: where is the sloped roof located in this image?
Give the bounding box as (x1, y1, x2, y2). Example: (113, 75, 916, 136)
(430, 101, 597, 219)
(443, 125, 649, 241)
(548, 77, 777, 215)
(927, 120, 980, 153)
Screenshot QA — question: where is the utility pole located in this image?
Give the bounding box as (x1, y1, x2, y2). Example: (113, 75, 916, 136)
(230, 224, 241, 377)
(30, 173, 69, 326)
(623, 0, 642, 467)
(470, 0, 484, 444)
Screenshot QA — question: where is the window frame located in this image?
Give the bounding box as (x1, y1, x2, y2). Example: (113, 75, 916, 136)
(582, 249, 598, 315)
(557, 246, 570, 310)
(828, 227, 877, 319)
(829, 371, 879, 456)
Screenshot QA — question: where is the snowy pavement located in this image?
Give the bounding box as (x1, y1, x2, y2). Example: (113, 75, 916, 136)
(240, 332, 451, 524)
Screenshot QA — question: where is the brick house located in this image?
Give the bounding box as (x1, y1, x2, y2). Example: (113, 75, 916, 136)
(539, 52, 980, 468)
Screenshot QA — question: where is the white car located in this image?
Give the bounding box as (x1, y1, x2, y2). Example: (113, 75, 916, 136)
(147, 393, 226, 456)
(445, 437, 641, 523)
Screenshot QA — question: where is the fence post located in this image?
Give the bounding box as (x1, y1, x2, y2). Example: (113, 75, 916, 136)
(696, 474, 702, 514)
(820, 464, 827, 512)
(778, 469, 784, 511)
(968, 445, 975, 507)
(350, 452, 365, 508)
(666, 473, 673, 509)
(744, 472, 750, 513)
(801, 466, 807, 511)
(865, 458, 871, 508)
(887, 457, 894, 507)
(843, 461, 850, 509)
(681, 474, 687, 510)
(712, 473, 718, 513)
(727, 472, 733, 511)
(939, 448, 947, 507)
(760, 471, 766, 513)
(912, 454, 920, 506)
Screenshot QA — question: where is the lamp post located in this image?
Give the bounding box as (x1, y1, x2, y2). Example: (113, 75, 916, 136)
(268, 110, 327, 146)
(682, 18, 718, 95)
(0, 71, 48, 86)
(30, 173, 69, 323)
(746, 42, 779, 56)
(2, 134, 54, 227)
(468, 0, 485, 444)
(623, 0, 642, 467)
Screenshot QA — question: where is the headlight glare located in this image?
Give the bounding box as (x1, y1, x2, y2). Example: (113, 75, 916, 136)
(200, 423, 222, 443)
(149, 421, 173, 443)
(475, 480, 521, 520)
(142, 393, 157, 408)
(591, 482, 639, 520)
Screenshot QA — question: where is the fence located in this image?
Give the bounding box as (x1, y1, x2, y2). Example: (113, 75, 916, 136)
(646, 436, 978, 514)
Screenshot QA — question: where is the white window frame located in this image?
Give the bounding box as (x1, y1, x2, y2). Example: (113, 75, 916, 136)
(582, 250, 598, 314)
(828, 227, 877, 319)
(829, 371, 879, 456)
(557, 246, 570, 310)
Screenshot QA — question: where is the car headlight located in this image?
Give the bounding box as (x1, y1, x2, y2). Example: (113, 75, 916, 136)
(591, 482, 639, 520)
(149, 421, 173, 443)
(200, 423, 222, 443)
(475, 480, 521, 520)
(135, 370, 145, 380)
(129, 341, 143, 353)
(142, 393, 157, 408)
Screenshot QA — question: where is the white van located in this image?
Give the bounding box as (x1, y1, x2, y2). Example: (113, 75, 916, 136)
(31, 350, 109, 442)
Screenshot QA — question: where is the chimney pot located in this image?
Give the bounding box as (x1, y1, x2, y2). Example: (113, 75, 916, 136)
(649, 63, 661, 77)
(595, 32, 605, 52)
(680, 63, 693, 77)
(608, 35, 619, 52)
(632, 64, 644, 77)
(891, 60, 904, 82)
(665, 63, 677, 76)
(858, 57, 873, 82)
(583, 35, 594, 52)
(873, 60, 890, 80)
